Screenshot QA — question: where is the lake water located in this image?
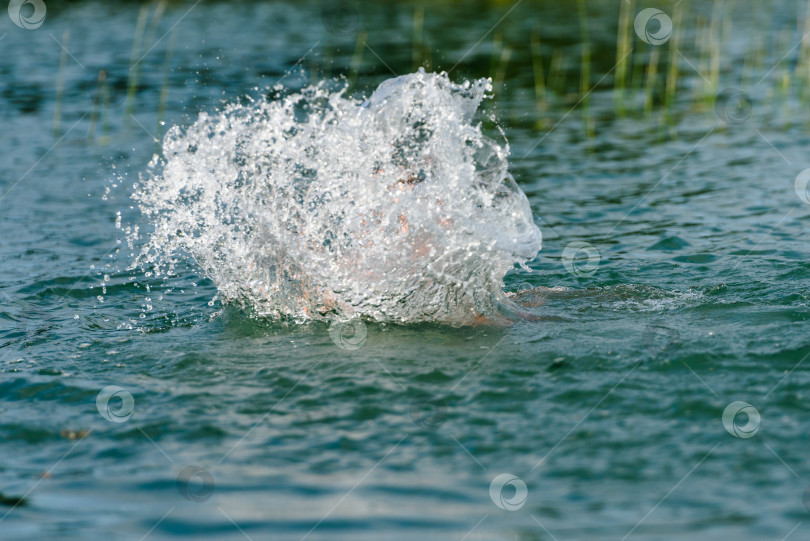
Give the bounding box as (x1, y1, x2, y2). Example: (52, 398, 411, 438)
(2, 1, 810, 539)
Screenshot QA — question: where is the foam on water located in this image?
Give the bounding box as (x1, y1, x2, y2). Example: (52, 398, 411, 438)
(130, 70, 542, 323)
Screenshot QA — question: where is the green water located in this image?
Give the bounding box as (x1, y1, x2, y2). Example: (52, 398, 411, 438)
(2, 1, 810, 539)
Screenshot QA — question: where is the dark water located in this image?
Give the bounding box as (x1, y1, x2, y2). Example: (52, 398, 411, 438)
(2, 1, 810, 539)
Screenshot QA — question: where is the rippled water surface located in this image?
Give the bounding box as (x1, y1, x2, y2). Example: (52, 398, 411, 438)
(2, 1, 810, 540)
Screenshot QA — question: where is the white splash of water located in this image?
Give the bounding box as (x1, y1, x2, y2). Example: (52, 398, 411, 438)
(130, 70, 542, 323)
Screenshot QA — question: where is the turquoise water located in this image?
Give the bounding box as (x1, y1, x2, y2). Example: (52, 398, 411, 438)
(2, 1, 810, 539)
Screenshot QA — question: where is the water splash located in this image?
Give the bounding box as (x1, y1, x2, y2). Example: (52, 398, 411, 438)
(130, 70, 542, 324)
